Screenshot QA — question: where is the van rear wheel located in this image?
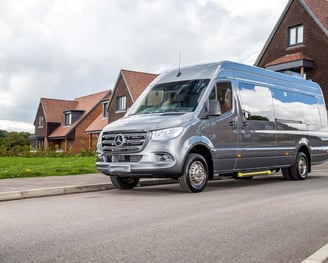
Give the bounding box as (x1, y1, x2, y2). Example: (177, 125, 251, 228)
(282, 168, 293, 180)
(178, 153, 208, 193)
(290, 152, 308, 180)
(110, 176, 139, 189)
(282, 152, 308, 180)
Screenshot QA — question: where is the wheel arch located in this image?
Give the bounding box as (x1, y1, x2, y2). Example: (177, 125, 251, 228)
(297, 145, 311, 173)
(187, 144, 214, 179)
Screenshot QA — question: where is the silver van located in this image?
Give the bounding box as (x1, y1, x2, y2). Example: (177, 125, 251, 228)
(96, 61, 328, 192)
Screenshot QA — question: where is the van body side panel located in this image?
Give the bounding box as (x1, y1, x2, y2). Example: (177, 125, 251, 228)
(207, 112, 238, 172)
(234, 75, 277, 170)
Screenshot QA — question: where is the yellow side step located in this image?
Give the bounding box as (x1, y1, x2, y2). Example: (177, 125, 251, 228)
(237, 170, 272, 177)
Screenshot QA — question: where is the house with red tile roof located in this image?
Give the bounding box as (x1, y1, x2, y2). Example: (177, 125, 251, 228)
(85, 69, 158, 150)
(255, 0, 328, 104)
(31, 90, 111, 153)
(107, 69, 158, 124)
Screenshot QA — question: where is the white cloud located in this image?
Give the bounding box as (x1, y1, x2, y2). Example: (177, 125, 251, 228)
(0, 0, 289, 132)
(0, 120, 34, 133)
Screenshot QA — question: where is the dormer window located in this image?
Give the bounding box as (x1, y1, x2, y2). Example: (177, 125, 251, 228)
(38, 116, 44, 128)
(63, 110, 84, 126)
(64, 112, 72, 126)
(102, 100, 109, 118)
(288, 24, 303, 46)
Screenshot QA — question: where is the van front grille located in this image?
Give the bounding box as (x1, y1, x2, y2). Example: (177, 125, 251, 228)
(102, 131, 149, 153)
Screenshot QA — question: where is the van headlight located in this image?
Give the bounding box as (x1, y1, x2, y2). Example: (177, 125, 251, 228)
(152, 127, 183, 140)
(96, 132, 103, 154)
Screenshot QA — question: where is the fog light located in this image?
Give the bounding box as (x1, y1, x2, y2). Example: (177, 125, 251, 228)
(157, 153, 173, 162)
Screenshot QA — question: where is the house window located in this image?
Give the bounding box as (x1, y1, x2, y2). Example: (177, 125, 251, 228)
(102, 100, 109, 118)
(64, 113, 72, 126)
(288, 24, 303, 46)
(38, 116, 44, 128)
(116, 96, 126, 112)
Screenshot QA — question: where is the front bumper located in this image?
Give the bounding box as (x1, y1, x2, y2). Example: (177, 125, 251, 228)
(96, 153, 180, 177)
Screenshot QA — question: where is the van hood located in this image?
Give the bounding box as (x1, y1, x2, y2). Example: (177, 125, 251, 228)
(103, 112, 194, 132)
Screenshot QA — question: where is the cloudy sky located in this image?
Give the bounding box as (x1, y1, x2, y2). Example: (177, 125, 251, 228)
(0, 0, 288, 133)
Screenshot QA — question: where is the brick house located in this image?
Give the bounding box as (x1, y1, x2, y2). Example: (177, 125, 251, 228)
(85, 69, 157, 150)
(255, 0, 328, 103)
(31, 90, 111, 154)
(84, 97, 111, 152)
(107, 69, 158, 124)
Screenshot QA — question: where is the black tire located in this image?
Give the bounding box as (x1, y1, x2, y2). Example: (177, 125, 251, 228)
(282, 152, 309, 180)
(282, 168, 293, 180)
(178, 153, 208, 193)
(290, 152, 308, 180)
(110, 176, 140, 189)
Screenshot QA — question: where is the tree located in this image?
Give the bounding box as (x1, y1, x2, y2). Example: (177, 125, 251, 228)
(0, 131, 31, 156)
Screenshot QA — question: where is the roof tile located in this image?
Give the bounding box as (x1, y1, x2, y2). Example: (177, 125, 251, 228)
(85, 113, 108, 133)
(121, 69, 158, 101)
(303, 0, 328, 31)
(265, 52, 314, 67)
(47, 90, 109, 138)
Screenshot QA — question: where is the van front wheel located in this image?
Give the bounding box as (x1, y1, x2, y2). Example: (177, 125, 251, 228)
(110, 176, 139, 189)
(178, 154, 208, 193)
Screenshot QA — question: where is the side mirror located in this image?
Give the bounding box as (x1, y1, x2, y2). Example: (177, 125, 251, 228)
(208, 100, 221, 116)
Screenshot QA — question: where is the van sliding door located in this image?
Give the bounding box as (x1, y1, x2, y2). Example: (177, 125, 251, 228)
(236, 82, 277, 169)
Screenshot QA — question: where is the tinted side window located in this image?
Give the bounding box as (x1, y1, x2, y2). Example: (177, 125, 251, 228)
(238, 83, 274, 122)
(317, 96, 327, 126)
(210, 82, 233, 114)
(272, 88, 320, 130)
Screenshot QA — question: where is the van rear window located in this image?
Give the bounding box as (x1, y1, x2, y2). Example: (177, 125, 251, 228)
(272, 88, 320, 129)
(238, 83, 275, 122)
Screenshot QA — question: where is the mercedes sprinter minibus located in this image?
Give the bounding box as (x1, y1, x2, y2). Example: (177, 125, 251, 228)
(96, 61, 328, 192)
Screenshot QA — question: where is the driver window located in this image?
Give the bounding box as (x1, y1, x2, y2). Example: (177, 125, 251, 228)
(210, 82, 232, 114)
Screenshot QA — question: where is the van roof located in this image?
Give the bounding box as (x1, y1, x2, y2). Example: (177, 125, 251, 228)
(156, 60, 321, 95)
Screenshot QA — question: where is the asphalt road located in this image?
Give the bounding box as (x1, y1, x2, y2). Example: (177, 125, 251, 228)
(1, 171, 328, 263)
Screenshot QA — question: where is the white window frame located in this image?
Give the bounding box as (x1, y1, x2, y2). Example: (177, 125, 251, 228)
(102, 100, 109, 118)
(64, 113, 72, 126)
(116, 96, 126, 112)
(288, 24, 303, 46)
(38, 116, 44, 128)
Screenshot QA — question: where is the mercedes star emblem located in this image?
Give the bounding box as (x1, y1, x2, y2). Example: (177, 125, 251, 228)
(114, 134, 125, 147)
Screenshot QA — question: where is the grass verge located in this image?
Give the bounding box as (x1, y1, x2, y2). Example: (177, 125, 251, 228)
(0, 156, 97, 179)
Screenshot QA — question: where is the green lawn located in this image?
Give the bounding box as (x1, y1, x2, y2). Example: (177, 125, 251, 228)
(0, 156, 97, 179)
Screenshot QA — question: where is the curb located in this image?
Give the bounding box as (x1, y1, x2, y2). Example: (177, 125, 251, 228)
(302, 243, 328, 263)
(0, 183, 113, 202)
(0, 179, 177, 202)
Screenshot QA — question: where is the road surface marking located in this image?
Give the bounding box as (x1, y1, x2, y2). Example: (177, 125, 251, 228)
(302, 243, 328, 263)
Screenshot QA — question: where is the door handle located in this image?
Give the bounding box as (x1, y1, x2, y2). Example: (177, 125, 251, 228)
(229, 121, 237, 127)
(243, 121, 249, 127)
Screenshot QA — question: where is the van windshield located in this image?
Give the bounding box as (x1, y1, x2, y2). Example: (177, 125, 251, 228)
(130, 79, 209, 115)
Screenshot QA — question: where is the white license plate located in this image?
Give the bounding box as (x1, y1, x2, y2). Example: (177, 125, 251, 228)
(108, 164, 131, 173)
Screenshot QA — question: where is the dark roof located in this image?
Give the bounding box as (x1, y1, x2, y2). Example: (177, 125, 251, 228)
(255, 0, 328, 65)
